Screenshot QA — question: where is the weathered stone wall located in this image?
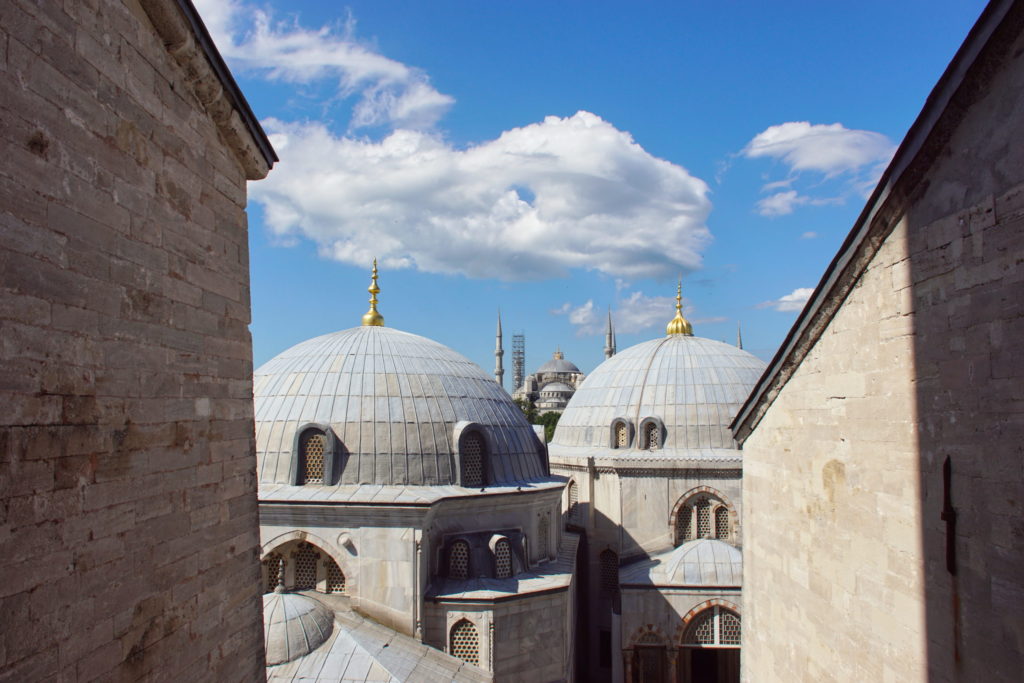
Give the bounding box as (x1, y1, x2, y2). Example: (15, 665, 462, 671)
(741, 6, 1024, 681)
(0, 0, 267, 680)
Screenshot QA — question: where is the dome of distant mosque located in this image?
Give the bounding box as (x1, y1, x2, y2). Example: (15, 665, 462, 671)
(537, 351, 581, 375)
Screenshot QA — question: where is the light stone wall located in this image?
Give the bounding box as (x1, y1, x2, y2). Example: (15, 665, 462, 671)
(740, 8, 1024, 680)
(0, 0, 269, 679)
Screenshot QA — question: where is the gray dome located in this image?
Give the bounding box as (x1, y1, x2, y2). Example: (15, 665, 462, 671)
(540, 381, 574, 394)
(537, 356, 581, 375)
(263, 591, 334, 665)
(620, 539, 742, 587)
(551, 335, 765, 452)
(255, 326, 546, 486)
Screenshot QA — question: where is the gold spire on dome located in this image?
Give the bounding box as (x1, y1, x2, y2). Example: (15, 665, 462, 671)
(666, 279, 693, 336)
(361, 259, 384, 327)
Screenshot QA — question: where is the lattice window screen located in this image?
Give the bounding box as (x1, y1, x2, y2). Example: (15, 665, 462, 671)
(449, 541, 470, 580)
(450, 620, 479, 665)
(686, 610, 716, 645)
(568, 482, 579, 522)
(461, 432, 484, 487)
(292, 543, 319, 590)
(719, 611, 741, 645)
(263, 553, 284, 593)
(495, 539, 512, 579)
(696, 499, 711, 538)
(538, 515, 550, 559)
(644, 422, 659, 450)
(301, 431, 326, 484)
(615, 423, 628, 448)
(599, 550, 618, 595)
(675, 506, 691, 546)
(715, 506, 729, 540)
(325, 558, 346, 594)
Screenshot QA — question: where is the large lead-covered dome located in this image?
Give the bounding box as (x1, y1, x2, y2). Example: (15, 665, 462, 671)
(551, 334, 765, 453)
(255, 325, 546, 486)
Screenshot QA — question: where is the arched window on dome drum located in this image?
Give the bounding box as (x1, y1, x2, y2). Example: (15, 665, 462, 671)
(715, 506, 730, 540)
(292, 542, 319, 590)
(449, 619, 479, 665)
(495, 539, 512, 579)
(325, 558, 346, 594)
(614, 422, 628, 449)
(599, 549, 619, 595)
(460, 431, 485, 488)
(643, 421, 660, 450)
(683, 607, 741, 647)
(449, 540, 470, 580)
(298, 429, 326, 485)
(262, 552, 284, 593)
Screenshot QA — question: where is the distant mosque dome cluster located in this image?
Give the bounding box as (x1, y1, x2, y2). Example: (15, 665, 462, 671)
(252, 266, 763, 682)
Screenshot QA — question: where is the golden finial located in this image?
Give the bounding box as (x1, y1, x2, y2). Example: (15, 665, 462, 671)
(361, 259, 384, 327)
(666, 278, 693, 336)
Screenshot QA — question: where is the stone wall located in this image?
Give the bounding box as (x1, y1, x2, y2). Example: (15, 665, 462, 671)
(0, 0, 269, 680)
(740, 4, 1024, 680)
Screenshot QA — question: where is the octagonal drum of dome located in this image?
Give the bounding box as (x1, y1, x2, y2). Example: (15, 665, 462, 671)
(551, 335, 766, 454)
(255, 325, 546, 486)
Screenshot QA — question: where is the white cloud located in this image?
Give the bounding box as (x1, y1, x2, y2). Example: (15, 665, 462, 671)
(554, 290, 687, 336)
(254, 112, 712, 280)
(756, 190, 808, 217)
(743, 122, 895, 177)
(742, 121, 896, 216)
(194, 0, 453, 129)
(758, 287, 814, 312)
(800, 231, 818, 239)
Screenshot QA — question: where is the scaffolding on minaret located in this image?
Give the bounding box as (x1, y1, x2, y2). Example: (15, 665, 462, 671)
(512, 333, 525, 391)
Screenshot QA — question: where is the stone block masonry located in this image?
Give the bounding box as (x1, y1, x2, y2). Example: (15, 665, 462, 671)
(0, 0, 273, 681)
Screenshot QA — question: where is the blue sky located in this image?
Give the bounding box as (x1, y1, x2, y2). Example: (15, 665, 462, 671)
(195, 0, 987, 379)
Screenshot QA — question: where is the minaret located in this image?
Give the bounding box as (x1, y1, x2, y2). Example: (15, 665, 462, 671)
(361, 259, 384, 327)
(665, 279, 694, 336)
(494, 311, 505, 388)
(604, 306, 616, 359)
(736, 322, 743, 349)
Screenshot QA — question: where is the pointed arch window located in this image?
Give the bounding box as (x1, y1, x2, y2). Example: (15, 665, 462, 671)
(683, 607, 741, 647)
(449, 540, 470, 580)
(298, 428, 326, 484)
(450, 619, 479, 665)
(674, 490, 734, 545)
(292, 542, 319, 590)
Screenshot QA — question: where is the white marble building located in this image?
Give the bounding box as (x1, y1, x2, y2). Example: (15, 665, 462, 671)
(548, 285, 764, 683)
(254, 266, 577, 682)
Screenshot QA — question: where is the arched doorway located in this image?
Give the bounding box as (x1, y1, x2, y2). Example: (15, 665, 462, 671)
(678, 606, 740, 683)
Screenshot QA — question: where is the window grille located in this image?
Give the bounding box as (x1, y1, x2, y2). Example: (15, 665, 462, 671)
(300, 430, 326, 484)
(450, 619, 479, 665)
(568, 481, 579, 522)
(696, 499, 711, 538)
(325, 558, 346, 594)
(683, 607, 741, 647)
(263, 553, 284, 592)
(461, 431, 484, 487)
(599, 549, 618, 595)
(538, 515, 550, 559)
(644, 422, 659, 450)
(449, 540, 470, 580)
(615, 422, 628, 448)
(495, 539, 512, 579)
(715, 506, 729, 540)
(292, 543, 319, 590)
(675, 506, 691, 546)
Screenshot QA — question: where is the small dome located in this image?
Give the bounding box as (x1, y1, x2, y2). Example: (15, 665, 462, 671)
(255, 326, 546, 486)
(551, 335, 765, 453)
(537, 350, 581, 375)
(541, 382, 574, 394)
(263, 591, 334, 665)
(620, 539, 742, 587)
